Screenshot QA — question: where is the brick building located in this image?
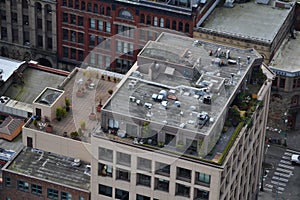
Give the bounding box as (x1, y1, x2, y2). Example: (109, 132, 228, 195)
(1, 147, 90, 200)
(57, 0, 220, 72)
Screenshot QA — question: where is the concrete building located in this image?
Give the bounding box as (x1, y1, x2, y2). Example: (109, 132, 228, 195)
(0, 0, 57, 67)
(193, 0, 296, 64)
(57, 0, 220, 72)
(1, 147, 90, 200)
(268, 32, 300, 131)
(91, 33, 275, 200)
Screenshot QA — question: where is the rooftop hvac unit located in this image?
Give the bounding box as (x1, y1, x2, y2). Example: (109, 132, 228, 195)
(0, 96, 10, 104)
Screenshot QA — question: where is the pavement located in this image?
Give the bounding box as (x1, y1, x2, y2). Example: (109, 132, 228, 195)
(266, 128, 300, 152)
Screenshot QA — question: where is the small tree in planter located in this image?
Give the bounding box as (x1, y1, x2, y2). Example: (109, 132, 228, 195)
(96, 99, 102, 112)
(65, 97, 71, 111)
(70, 131, 79, 139)
(56, 106, 63, 121)
(80, 120, 86, 130)
(107, 76, 111, 81)
(101, 74, 105, 80)
(45, 124, 53, 133)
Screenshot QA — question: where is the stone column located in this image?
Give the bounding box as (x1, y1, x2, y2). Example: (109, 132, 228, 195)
(42, 3, 46, 50)
(29, 2, 36, 47)
(6, 0, 12, 43)
(17, 0, 23, 45)
(51, 5, 57, 52)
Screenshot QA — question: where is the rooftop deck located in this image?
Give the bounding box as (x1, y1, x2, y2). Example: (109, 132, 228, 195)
(5, 147, 90, 191)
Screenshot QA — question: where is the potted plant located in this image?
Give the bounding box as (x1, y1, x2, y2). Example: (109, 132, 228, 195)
(80, 120, 86, 130)
(108, 89, 113, 95)
(56, 106, 63, 121)
(65, 97, 71, 112)
(101, 74, 105, 80)
(70, 131, 79, 139)
(45, 124, 53, 133)
(113, 77, 117, 83)
(33, 119, 38, 127)
(76, 89, 84, 97)
(96, 99, 102, 112)
(89, 112, 96, 121)
(107, 76, 111, 81)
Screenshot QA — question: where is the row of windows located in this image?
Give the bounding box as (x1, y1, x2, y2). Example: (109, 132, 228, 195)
(62, 0, 110, 17)
(98, 183, 209, 199)
(140, 14, 190, 33)
(88, 52, 110, 68)
(89, 18, 111, 33)
(5, 178, 79, 200)
(98, 148, 211, 186)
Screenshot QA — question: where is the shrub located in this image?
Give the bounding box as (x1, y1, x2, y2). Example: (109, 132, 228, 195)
(80, 120, 86, 129)
(108, 89, 113, 95)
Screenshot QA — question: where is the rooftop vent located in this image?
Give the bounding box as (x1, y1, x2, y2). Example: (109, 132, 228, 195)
(71, 158, 81, 167)
(0, 96, 10, 104)
(144, 102, 152, 109)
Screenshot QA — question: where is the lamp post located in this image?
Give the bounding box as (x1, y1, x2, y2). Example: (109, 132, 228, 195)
(283, 112, 288, 147)
(260, 144, 270, 191)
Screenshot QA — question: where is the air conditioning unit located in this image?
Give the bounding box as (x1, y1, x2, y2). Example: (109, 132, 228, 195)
(0, 96, 10, 104)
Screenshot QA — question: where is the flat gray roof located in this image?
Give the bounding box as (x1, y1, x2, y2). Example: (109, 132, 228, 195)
(4, 67, 66, 104)
(104, 32, 262, 135)
(269, 32, 300, 76)
(0, 56, 25, 82)
(5, 147, 90, 191)
(200, 1, 293, 43)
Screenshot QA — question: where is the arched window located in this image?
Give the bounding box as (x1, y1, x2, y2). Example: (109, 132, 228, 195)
(68, 0, 73, 8)
(153, 17, 158, 27)
(106, 7, 111, 16)
(178, 22, 183, 32)
(45, 4, 52, 15)
(118, 9, 133, 20)
(166, 19, 170, 28)
(172, 20, 176, 30)
(81, 1, 85, 10)
(185, 23, 189, 33)
(100, 6, 104, 15)
(160, 18, 164, 28)
(94, 4, 98, 13)
(87, 3, 92, 12)
(146, 15, 151, 25)
(35, 2, 42, 13)
(22, 0, 28, 9)
(140, 14, 145, 23)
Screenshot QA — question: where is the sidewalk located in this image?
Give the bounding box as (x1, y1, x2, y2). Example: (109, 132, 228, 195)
(265, 128, 300, 151)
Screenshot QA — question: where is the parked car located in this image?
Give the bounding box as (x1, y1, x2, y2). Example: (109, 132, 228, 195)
(291, 154, 300, 165)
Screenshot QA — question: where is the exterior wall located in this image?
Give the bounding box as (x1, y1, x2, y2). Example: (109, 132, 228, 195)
(1, 170, 90, 200)
(91, 135, 222, 200)
(22, 126, 92, 162)
(0, 0, 57, 67)
(295, 2, 300, 31)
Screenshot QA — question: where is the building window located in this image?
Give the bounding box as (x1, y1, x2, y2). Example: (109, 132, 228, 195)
(32, 184, 42, 196)
(155, 161, 170, 176)
(47, 37, 52, 50)
(153, 17, 158, 26)
(71, 31, 76, 42)
(93, 4, 98, 13)
(104, 38, 111, 50)
(155, 178, 169, 192)
(63, 46, 69, 58)
(5, 177, 11, 187)
(97, 54, 103, 66)
(195, 172, 211, 186)
(98, 184, 112, 197)
(70, 14, 76, 24)
(1, 27, 7, 40)
(166, 19, 170, 28)
(194, 188, 209, 200)
(78, 50, 84, 61)
(75, 0, 79, 9)
(98, 20, 103, 31)
(98, 147, 113, 162)
(178, 22, 183, 32)
(136, 194, 150, 200)
(137, 157, 151, 172)
(146, 15, 151, 25)
(90, 52, 95, 64)
(47, 20, 52, 32)
(117, 25, 134, 38)
(140, 14, 145, 23)
(105, 22, 111, 33)
(37, 35, 43, 47)
(78, 32, 84, 43)
(11, 12, 17, 23)
(81, 1, 85, 10)
(291, 95, 299, 107)
(185, 23, 189, 33)
(116, 168, 130, 182)
(70, 48, 76, 59)
(105, 56, 110, 68)
(98, 163, 113, 177)
(87, 3, 91, 12)
(118, 10, 133, 20)
(279, 78, 285, 88)
(165, 133, 175, 145)
(97, 36, 103, 45)
(62, 0, 67, 6)
(68, 0, 73, 8)
(176, 167, 191, 182)
(63, 13, 68, 23)
(79, 196, 84, 200)
(78, 16, 83, 26)
(61, 191, 72, 200)
(117, 152, 131, 166)
(47, 188, 58, 199)
(100, 6, 104, 15)
(172, 20, 176, 30)
(136, 173, 151, 187)
(90, 18, 95, 29)
(115, 188, 129, 200)
(37, 18, 42, 29)
(176, 183, 190, 197)
(106, 7, 111, 16)
(89, 34, 95, 46)
(160, 18, 164, 28)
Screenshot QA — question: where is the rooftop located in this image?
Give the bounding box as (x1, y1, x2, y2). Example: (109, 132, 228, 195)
(104, 32, 262, 135)
(4, 67, 66, 104)
(5, 147, 90, 191)
(269, 32, 300, 76)
(34, 87, 63, 106)
(0, 56, 25, 82)
(199, 0, 294, 43)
